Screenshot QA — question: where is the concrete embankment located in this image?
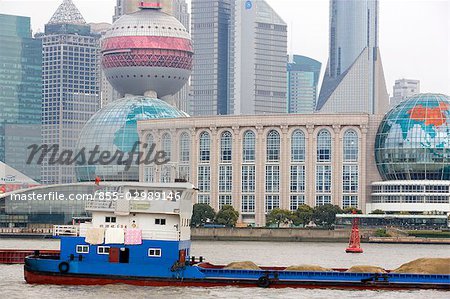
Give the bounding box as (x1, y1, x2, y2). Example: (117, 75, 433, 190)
(190, 228, 368, 242)
(369, 237, 450, 244)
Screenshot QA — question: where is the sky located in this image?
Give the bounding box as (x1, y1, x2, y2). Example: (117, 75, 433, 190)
(1, 0, 449, 96)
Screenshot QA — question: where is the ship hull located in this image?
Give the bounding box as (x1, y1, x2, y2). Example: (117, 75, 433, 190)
(24, 266, 450, 290)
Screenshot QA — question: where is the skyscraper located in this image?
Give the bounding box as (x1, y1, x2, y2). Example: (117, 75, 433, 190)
(113, 0, 191, 112)
(317, 0, 389, 114)
(191, 0, 232, 115)
(390, 79, 420, 107)
(89, 22, 122, 108)
(191, 0, 288, 116)
(287, 55, 322, 114)
(230, 0, 288, 115)
(0, 14, 42, 182)
(39, 0, 100, 184)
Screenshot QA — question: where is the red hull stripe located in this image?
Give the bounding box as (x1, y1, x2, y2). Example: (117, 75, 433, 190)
(102, 36, 193, 53)
(24, 269, 447, 290)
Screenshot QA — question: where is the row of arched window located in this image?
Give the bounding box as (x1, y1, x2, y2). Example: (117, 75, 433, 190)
(147, 128, 359, 163)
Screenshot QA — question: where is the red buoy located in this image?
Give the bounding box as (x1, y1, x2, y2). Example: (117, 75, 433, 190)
(346, 211, 363, 253)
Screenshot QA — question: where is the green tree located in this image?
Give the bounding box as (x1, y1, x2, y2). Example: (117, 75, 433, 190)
(215, 205, 239, 227)
(292, 204, 314, 227)
(342, 207, 363, 214)
(191, 203, 216, 227)
(312, 204, 343, 228)
(370, 209, 385, 215)
(266, 208, 293, 227)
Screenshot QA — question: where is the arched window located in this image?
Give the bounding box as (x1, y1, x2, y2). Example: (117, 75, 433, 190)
(162, 133, 171, 160)
(343, 130, 358, 162)
(179, 132, 190, 163)
(317, 129, 331, 162)
(220, 131, 232, 162)
(242, 130, 255, 162)
(291, 130, 305, 162)
(146, 133, 154, 147)
(266, 130, 280, 162)
(199, 131, 210, 162)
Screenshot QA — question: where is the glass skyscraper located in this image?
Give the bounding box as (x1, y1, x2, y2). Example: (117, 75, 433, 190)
(190, 0, 232, 116)
(0, 14, 42, 181)
(317, 0, 389, 114)
(38, 0, 100, 184)
(191, 0, 287, 116)
(287, 55, 321, 114)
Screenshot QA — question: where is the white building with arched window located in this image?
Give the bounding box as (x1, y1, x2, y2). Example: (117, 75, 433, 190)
(138, 114, 383, 226)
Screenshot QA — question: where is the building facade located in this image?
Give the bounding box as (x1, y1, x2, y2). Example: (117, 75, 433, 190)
(0, 14, 42, 182)
(191, 0, 288, 116)
(287, 55, 322, 114)
(229, 0, 288, 115)
(317, 0, 389, 114)
(138, 114, 383, 226)
(39, 0, 100, 184)
(89, 22, 122, 109)
(390, 79, 420, 107)
(190, 0, 232, 116)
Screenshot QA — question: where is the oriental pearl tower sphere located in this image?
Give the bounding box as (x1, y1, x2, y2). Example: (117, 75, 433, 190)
(75, 1, 191, 182)
(102, 0, 193, 98)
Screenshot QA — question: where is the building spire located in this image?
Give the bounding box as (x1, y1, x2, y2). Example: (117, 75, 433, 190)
(47, 0, 86, 25)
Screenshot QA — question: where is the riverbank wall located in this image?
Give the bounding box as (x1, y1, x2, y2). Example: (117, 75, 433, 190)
(190, 228, 368, 242)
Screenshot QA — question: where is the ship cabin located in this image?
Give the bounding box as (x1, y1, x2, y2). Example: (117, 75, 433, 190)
(52, 182, 196, 275)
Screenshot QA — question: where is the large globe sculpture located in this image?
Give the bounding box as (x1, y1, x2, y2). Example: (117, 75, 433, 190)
(75, 97, 188, 182)
(101, 7, 193, 97)
(375, 93, 450, 180)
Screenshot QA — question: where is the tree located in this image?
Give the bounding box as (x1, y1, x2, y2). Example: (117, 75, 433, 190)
(266, 208, 293, 227)
(215, 205, 239, 227)
(292, 204, 314, 227)
(342, 207, 363, 214)
(370, 209, 385, 215)
(191, 203, 216, 227)
(312, 204, 343, 228)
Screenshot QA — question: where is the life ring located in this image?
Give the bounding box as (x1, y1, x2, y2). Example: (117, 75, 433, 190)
(58, 262, 70, 273)
(257, 276, 271, 288)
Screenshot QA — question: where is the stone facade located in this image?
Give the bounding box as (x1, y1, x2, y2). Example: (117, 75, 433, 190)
(138, 114, 383, 226)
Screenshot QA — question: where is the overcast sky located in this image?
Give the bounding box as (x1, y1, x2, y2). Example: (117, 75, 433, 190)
(1, 0, 449, 95)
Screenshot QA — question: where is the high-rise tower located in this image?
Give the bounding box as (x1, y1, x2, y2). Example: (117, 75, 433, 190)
(191, 0, 288, 116)
(190, 0, 232, 116)
(0, 14, 42, 182)
(287, 55, 322, 114)
(39, 0, 100, 184)
(317, 0, 389, 114)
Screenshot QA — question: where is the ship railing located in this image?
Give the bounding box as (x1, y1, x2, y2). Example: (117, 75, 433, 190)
(53, 225, 79, 237)
(142, 229, 181, 241)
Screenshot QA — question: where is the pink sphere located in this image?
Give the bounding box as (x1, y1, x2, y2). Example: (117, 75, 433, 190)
(101, 8, 193, 97)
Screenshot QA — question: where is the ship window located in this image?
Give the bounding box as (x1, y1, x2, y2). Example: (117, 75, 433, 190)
(97, 246, 110, 255)
(155, 218, 166, 225)
(148, 248, 162, 257)
(76, 245, 89, 254)
(105, 217, 116, 223)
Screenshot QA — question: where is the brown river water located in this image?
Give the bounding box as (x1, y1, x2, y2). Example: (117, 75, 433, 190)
(0, 238, 448, 299)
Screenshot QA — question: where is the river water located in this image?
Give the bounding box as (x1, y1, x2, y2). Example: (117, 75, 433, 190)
(0, 238, 448, 299)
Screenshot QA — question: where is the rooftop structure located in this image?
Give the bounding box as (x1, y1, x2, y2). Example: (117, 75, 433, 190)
(47, 0, 86, 25)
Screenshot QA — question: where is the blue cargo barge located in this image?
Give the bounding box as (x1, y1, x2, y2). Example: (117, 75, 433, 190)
(24, 183, 450, 290)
